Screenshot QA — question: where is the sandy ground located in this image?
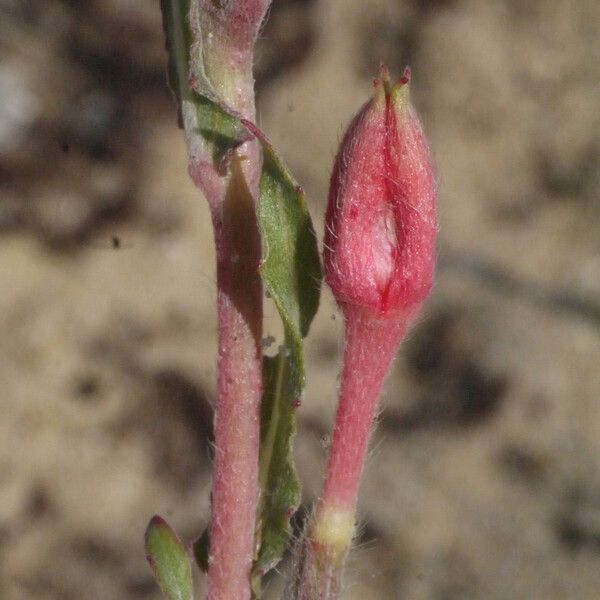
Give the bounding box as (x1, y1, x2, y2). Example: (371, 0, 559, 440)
(1, 0, 599, 598)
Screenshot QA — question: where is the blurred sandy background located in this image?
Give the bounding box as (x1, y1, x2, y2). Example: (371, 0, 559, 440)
(1, 0, 599, 598)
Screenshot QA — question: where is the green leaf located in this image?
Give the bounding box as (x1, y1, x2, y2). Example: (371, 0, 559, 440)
(245, 121, 322, 381)
(251, 350, 302, 595)
(194, 95, 251, 166)
(145, 516, 194, 600)
(160, 0, 193, 127)
(247, 124, 322, 595)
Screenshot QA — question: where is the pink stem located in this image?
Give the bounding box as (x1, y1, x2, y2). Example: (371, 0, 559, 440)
(207, 175, 263, 599)
(183, 4, 273, 596)
(190, 67, 263, 599)
(293, 307, 409, 599)
(318, 308, 407, 514)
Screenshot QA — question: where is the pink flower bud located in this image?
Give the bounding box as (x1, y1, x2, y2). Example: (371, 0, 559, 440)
(324, 66, 436, 319)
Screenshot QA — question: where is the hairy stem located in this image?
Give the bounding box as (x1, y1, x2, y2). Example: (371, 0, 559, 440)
(163, 0, 272, 595)
(205, 154, 263, 600)
(292, 307, 408, 599)
(184, 52, 263, 598)
(319, 309, 406, 513)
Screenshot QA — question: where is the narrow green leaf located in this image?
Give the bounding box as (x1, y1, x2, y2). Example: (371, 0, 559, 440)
(194, 95, 251, 166)
(245, 123, 322, 594)
(243, 120, 322, 383)
(251, 349, 302, 594)
(145, 516, 194, 600)
(160, 0, 193, 127)
(258, 140, 321, 345)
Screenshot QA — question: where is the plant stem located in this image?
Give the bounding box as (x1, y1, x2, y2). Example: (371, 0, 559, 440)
(319, 308, 407, 514)
(206, 154, 263, 600)
(293, 307, 409, 599)
(164, 1, 273, 595)
(186, 59, 263, 599)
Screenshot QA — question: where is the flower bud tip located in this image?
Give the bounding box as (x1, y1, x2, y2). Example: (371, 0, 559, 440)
(373, 64, 412, 109)
(390, 66, 411, 110)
